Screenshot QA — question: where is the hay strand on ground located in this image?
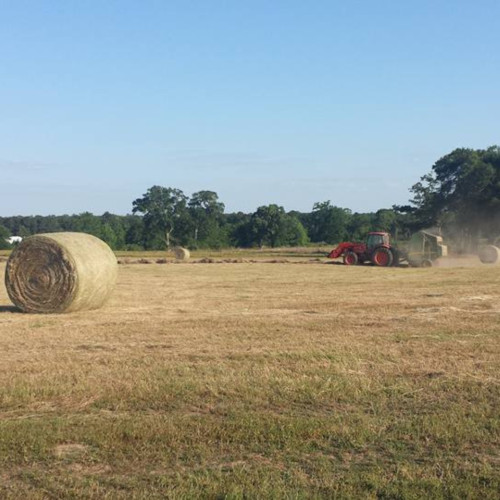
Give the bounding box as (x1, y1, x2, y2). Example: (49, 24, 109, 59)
(173, 247, 190, 261)
(5, 232, 117, 313)
(478, 245, 500, 264)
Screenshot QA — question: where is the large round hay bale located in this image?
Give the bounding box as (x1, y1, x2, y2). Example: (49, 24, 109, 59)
(173, 246, 190, 261)
(5, 232, 117, 313)
(478, 245, 500, 264)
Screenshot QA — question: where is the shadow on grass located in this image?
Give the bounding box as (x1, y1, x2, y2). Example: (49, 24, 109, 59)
(0, 305, 21, 313)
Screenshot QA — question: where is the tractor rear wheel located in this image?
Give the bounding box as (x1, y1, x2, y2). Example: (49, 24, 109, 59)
(371, 247, 393, 267)
(343, 251, 359, 265)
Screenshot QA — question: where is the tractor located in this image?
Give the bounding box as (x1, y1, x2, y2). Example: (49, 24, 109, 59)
(328, 231, 447, 267)
(328, 232, 395, 266)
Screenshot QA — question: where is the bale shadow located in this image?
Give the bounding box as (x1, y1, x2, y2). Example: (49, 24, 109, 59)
(0, 305, 21, 313)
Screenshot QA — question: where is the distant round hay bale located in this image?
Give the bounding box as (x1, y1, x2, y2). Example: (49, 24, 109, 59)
(173, 246, 190, 261)
(478, 245, 500, 264)
(5, 232, 117, 313)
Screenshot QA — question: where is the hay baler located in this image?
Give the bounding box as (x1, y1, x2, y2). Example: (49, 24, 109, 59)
(328, 231, 447, 267)
(403, 230, 448, 267)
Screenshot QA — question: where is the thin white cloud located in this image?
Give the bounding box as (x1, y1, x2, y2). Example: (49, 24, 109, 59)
(0, 159, 57, 172)
(159, 150, 315, 171)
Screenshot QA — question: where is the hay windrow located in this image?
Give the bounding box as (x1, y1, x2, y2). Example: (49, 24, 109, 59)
(478, 245, 500, 264)
(5, 232, 117, 313)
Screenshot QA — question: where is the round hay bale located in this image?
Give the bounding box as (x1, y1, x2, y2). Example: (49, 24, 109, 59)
(173, 246, 190, 261)
(5, 232, 117, 313)
(478, 245, 500, 264)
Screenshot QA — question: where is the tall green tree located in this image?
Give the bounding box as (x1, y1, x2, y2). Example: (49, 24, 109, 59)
(101, 212, 127, 249)
(279, 215, 309, 246)
(408, 146, 500, 246)
(188, 190, 226, 247)
(245, 205, 308, 247)
(132, 186, 188, 249)
(248, 204, 286, 247)
(373, 208, 405, 239)
(347, 213, 373, 241)
(0, 225, 11, 249)
(226, 212, 252, 247)
(73, 212, 102, 238)
(124, 215, 145, 249)
(308, 201, 351, 243)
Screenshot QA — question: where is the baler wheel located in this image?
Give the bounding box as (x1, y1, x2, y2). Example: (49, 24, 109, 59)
(343, 251, 358, 266)
(371, 247, 393, 267)
(391, 250, 400, 267)
(421, 259, 433, 268)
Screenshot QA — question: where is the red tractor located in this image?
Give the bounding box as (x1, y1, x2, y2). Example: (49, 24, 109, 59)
(328, 232, 397, 267)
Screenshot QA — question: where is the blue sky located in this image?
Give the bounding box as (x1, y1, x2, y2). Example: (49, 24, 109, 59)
(1, 0, 499, 215)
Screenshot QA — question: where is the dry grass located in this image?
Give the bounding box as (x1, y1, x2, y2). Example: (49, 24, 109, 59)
(0, 259, 499, 498)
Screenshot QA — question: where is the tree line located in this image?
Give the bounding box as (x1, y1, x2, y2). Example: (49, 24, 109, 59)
(1, 146, 499, 251)
(0, 197, 403, 250)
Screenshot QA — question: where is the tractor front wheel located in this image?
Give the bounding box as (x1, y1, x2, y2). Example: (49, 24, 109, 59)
(371, 247, 393, 267)
(343, 251, 359, 266)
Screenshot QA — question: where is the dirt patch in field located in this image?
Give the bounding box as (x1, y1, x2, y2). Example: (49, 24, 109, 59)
(54, 444, 90, 459)
(433, 255, 483, 267)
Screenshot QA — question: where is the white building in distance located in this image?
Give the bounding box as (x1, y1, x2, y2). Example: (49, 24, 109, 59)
(6, 236, 23, 245)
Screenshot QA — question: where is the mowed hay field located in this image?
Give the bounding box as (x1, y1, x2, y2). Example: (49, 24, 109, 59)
(0, 260, 499, 498)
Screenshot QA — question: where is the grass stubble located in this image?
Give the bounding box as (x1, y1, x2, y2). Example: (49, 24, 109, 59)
(0, 256, 499, 498)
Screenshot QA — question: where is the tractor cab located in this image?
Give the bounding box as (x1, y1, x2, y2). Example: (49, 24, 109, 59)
(366, 232, 390, 250)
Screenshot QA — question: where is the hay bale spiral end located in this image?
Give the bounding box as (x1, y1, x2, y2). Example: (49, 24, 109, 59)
(4, 232, 117, 313)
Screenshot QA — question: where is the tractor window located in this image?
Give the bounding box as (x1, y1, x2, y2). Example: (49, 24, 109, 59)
(366, 234, 387, 248)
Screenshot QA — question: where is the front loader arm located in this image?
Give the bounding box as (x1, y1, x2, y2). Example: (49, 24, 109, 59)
(328, 242, 354, 259)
